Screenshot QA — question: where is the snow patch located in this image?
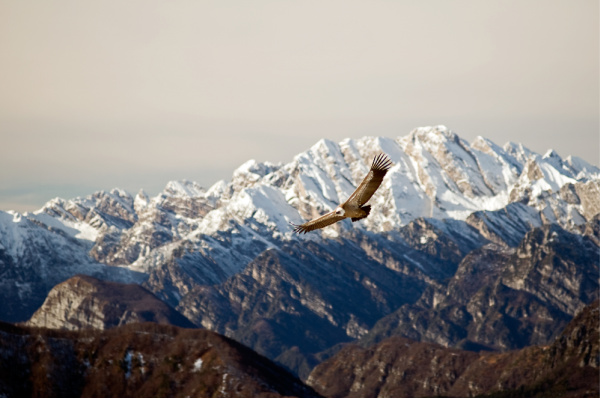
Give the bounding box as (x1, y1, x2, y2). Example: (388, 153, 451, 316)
(193, 357, 203, 372)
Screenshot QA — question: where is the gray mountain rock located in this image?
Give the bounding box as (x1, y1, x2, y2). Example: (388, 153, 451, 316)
(361, 220, 599, 352)
(25, 275, 195, 330)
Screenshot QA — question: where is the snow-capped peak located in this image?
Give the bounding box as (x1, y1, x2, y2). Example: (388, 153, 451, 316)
(543, 149, 561, 159)
(564, 155, 600, 179)
(163, 180, 205, 198)
(11, 126, 597, 286)
(1, 126, 598, 330)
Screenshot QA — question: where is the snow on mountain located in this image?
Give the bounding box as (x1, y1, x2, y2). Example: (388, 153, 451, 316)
(163, 179, 206, 198)
(0, 209, 144, 322)
(23, 126, 600, 271)
(30, 188, 138, 242)
(29, 126, 598, 249)
(565, 154, 600, 179)
(1, 125, 598, 322)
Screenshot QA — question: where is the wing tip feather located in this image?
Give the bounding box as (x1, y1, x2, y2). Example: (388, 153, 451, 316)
(290, 221, 308, 234)
(371, 153, 393, 172)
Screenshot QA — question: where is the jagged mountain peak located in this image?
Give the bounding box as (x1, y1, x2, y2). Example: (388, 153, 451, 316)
(471, 135, 494, 152)
(407, 125, 455, 143)
(34, 126, 597, 238)
(233, 158, 280, 176)
(231, 159, 282, 194)
(565, 155, 600, 179)
(133, 189, 149, 213)
(163, 179, 206, 198)
(543, 148, 562, 160)
(38, 188, 135, 222)
(503, 140, 537, 164)
(105, 187, 132, 199)
(306, 137, 343, 157)
(27, 126, 599, 263)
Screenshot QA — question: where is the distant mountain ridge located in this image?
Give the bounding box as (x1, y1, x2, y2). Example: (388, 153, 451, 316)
(1, 125, 598, 378)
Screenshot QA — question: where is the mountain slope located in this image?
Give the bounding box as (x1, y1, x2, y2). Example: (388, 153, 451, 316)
(0, 321, 317, 398)
(361, 220, 600, 351)
(307, 300, 599, 398)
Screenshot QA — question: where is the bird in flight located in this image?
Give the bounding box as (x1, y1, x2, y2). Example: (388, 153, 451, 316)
(292, 153, 393, 234)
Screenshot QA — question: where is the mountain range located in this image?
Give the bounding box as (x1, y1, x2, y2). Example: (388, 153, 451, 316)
(1, 125, 598, 385)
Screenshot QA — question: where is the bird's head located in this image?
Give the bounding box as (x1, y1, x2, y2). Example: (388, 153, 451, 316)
(335, 207, 345, 217)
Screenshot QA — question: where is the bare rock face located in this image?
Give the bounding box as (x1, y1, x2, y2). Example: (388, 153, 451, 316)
(573, 180, 600, 220)
(0, 322, 317, 398)
(307, 300, 599, 398)
(361, 220, 599, 352)
(25, 275, 195, 330)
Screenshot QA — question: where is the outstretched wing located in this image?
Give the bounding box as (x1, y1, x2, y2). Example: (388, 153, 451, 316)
(344, 153, 392, 206)
(291, 211, 346, 234)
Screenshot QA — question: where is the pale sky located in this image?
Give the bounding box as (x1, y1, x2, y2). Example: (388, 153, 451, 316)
(1, 0, 598, 212)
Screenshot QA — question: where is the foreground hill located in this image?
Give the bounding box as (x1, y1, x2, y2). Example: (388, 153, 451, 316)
(25, 275, 195, 330)
(307, 300, 599, 397)
(0, 322, 317, 398)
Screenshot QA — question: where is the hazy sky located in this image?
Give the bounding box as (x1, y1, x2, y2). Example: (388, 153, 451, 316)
(1, 0, 598, 212)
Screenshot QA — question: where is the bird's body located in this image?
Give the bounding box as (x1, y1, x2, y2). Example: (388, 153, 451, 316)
(292, 153, 392, 234)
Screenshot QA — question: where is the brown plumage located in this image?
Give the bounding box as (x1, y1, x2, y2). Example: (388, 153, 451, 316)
(291, 153, 393, 234)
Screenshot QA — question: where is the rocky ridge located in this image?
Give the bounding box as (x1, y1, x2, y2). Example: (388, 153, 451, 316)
(25, 275, 195, 330)
(360, 219, 600, 351)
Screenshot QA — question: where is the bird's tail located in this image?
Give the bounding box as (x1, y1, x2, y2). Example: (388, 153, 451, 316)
(351, 205, 371, 222)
